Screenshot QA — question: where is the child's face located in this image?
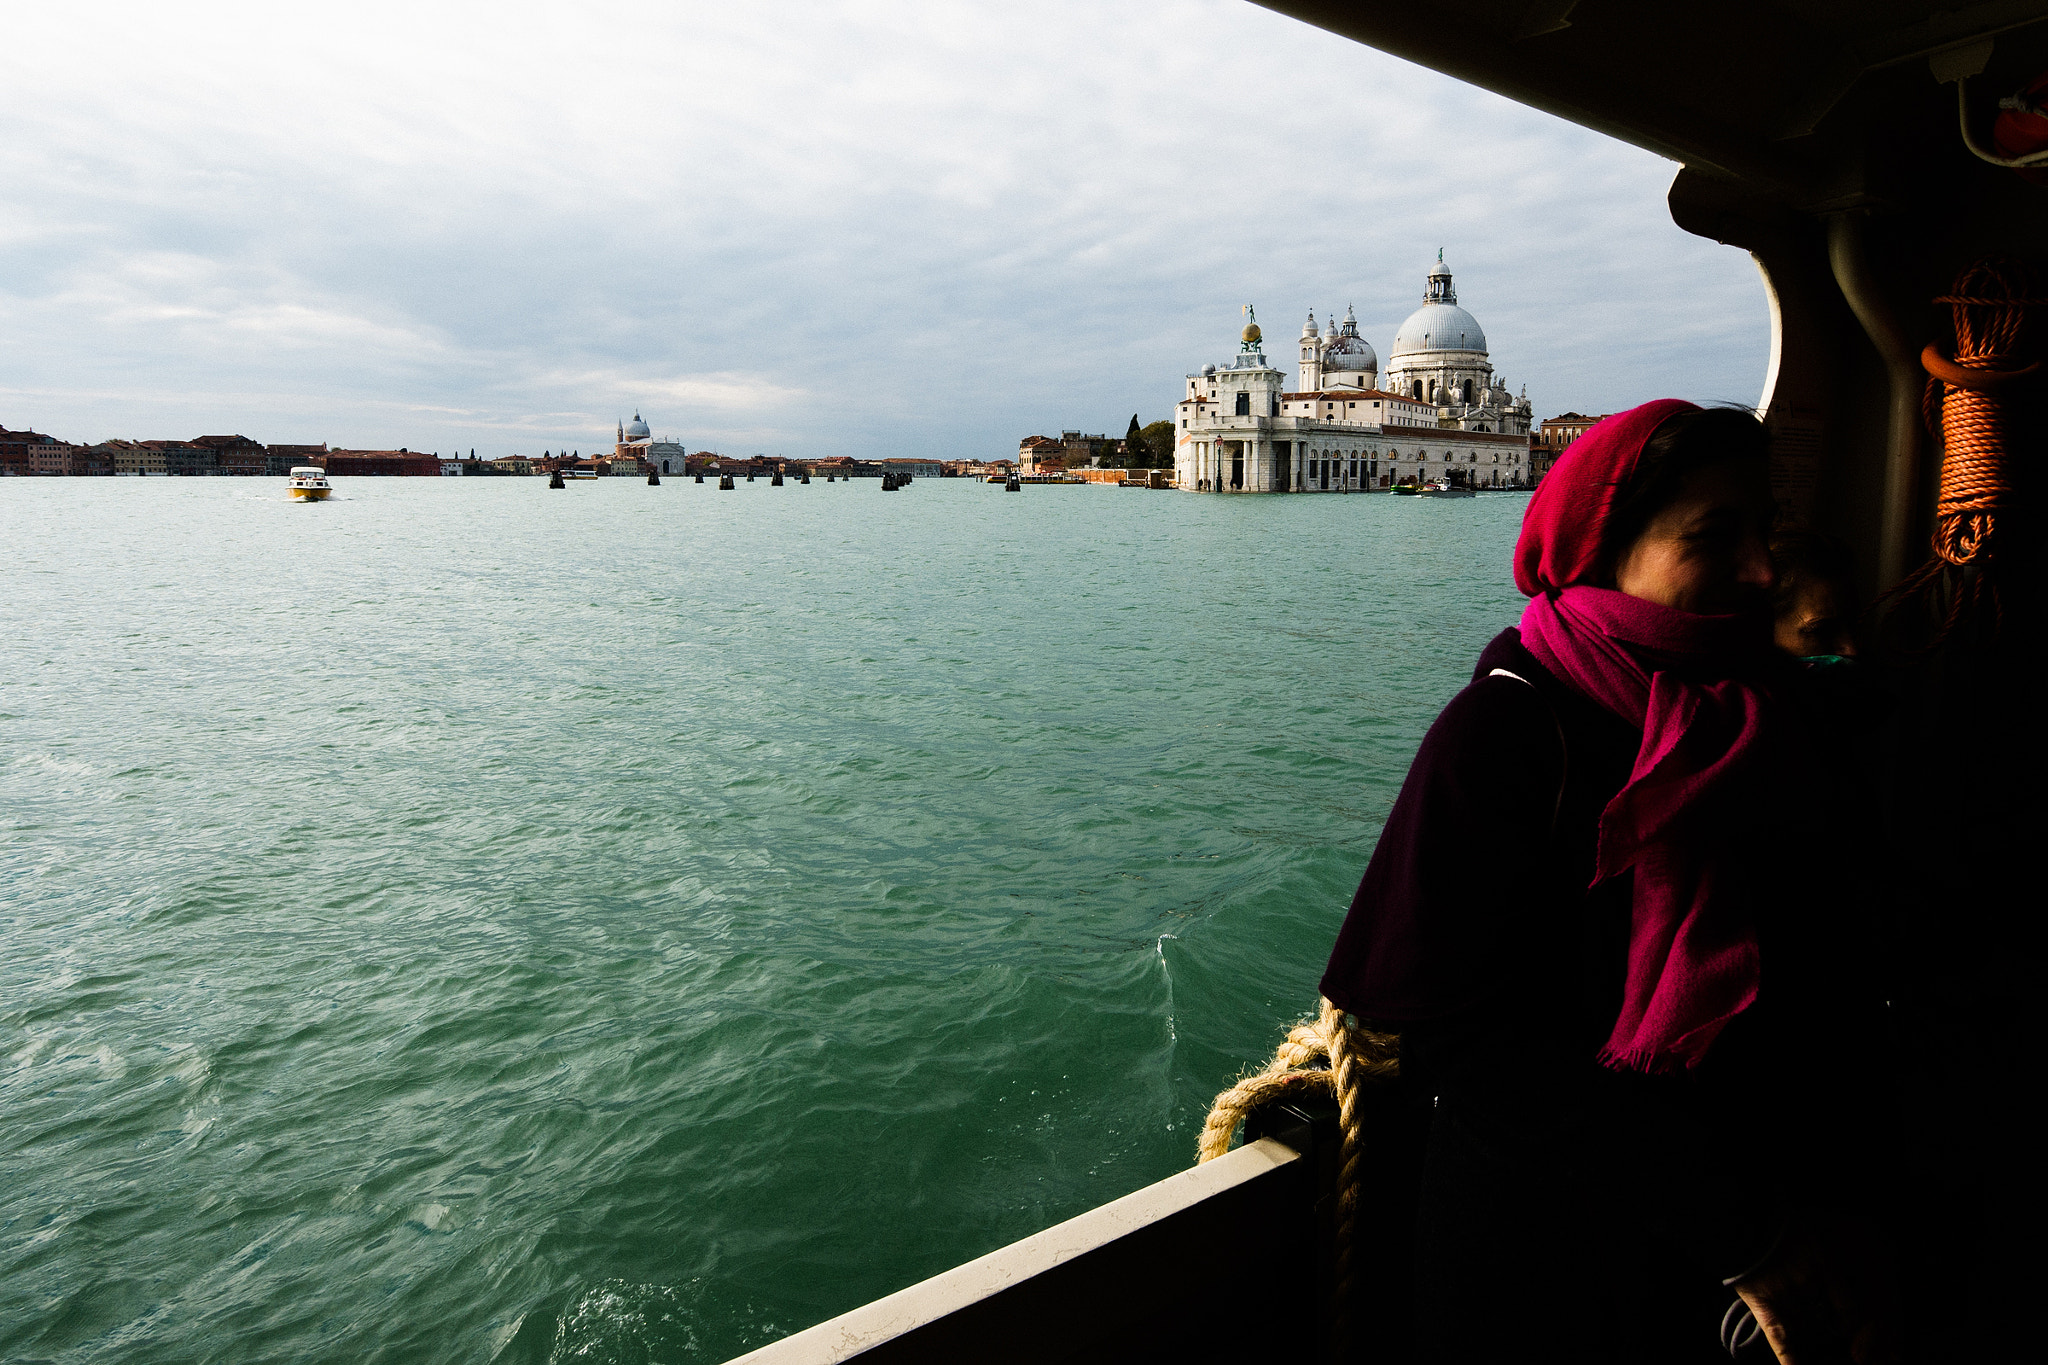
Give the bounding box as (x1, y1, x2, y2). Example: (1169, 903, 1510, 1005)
(1774, 577, 1857, 658)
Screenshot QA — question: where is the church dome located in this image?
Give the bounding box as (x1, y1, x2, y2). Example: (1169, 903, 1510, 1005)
(1324, 304, 1377, 372)
(624, 412, 651, 441)
(1391, 303, 1487, 356)
(1325, 336, 1378, 372)
(1393, 255, 1487, 356)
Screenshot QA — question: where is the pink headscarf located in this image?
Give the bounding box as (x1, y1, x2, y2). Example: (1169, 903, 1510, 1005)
(1516, 401, 1780, 1072)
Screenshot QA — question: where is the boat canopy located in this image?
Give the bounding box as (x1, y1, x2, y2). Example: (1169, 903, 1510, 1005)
(289, 467, 327, 477)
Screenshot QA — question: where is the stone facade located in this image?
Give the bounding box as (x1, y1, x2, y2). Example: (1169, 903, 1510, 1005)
(1174, 260, 1534, 493)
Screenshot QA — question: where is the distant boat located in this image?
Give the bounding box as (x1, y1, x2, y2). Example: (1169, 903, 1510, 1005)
(561, 467, 599, 480)
(1390, 482, 1422, 496)
(287, 467, 332, 501)
(1419, 478, 1475, 498)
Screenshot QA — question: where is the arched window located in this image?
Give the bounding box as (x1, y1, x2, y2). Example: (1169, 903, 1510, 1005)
(1412, 380, 1422, 399)
(1462, 379, 1474, 404)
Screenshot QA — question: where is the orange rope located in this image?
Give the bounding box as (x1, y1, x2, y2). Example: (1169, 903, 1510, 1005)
(1885, 260, 2043, 641)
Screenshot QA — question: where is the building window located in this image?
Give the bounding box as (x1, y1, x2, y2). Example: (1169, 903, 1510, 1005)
(1235, 392, 1250, 416)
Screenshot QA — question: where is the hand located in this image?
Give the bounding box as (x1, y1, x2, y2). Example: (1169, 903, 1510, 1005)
(1732, 1215, 1900, 1365)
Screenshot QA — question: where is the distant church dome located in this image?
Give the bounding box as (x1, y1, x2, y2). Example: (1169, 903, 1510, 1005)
(1324, 304, 1378, 373)
(1391, 255, 1488, 357)
(624, 412, 651, 441)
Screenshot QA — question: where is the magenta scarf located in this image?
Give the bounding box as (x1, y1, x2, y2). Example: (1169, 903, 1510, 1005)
(1519, 585, 1779, 1071)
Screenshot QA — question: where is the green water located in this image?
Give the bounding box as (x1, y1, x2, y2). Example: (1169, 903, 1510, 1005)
(1, 476, 1527, 1363)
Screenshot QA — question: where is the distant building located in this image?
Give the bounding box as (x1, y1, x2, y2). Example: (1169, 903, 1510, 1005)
(29, 442, 78, 475)
(267, 443, 329, 475)
(1175, 258, 1534, 492)
(1016, 436, 1061, 473)
(325, 449, 440, 476)
(1, 425, 61, 476)
(145, 440, 216, 476)
(194, 434, 268, 476)
(613, 412, 690, 475)
(103, 440, 166, 476)
(1533, 412, 1608, 482)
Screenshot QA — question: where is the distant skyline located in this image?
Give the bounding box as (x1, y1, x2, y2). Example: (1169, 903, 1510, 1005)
(1, 1, 1770, 461)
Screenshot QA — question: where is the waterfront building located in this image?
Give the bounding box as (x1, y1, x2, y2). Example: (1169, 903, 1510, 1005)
(1016, 431, 1108, 473)
(324, 449, 440, 476)
(614, 412, 689, 475)
(103, 440, 166, 476)
(194, 434, 269, 476)
(29, 442, 79, 475)
(1175, 259, 1534, 492)
(1, 424, 59, 475)
(144, 440, 217, 476)
(268, 443, 328, 476)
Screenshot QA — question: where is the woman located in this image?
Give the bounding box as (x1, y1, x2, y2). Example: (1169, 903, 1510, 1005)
(1322, 401, 1895, 1364)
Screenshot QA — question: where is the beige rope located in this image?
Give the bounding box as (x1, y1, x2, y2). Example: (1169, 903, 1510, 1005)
(1196, 998, 1400, 1346)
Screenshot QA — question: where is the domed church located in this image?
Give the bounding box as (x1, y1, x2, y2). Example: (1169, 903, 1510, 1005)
(1380, 252, 1532, 436)
(613, 412, 689, 474)
(1174, 258, 1534, 494)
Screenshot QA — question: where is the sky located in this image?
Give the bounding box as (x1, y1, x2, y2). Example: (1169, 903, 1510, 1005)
(0, 0, 1772, 461)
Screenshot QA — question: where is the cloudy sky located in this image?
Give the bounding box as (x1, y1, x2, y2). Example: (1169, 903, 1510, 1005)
(2, 0, 1770, 460)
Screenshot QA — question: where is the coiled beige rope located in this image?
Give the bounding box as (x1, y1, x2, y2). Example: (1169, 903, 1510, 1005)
(1197, 998, 1400, 1346)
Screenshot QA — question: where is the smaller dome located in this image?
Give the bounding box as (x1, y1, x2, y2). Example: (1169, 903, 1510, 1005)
(1301, 310, 1319, 338)
(1326, 342, 1377, 373)
(624, 412, 651, 441)
(1241, 321, 1262, 344)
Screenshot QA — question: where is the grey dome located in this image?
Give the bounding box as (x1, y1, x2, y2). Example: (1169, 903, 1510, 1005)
(624, 412, 651, 440)
(1325, 336, 1378, 371)
(1391, 303, 1487, 356)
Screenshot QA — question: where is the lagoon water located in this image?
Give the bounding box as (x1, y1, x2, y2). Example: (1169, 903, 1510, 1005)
(2, 475, 1527, 1363)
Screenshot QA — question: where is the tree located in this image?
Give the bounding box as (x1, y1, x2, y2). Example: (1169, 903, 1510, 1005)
(1139, 420, 1175, 468)
(1123, 414, 1144, 469)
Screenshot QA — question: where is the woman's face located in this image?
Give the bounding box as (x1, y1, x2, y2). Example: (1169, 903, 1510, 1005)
(1612, 459, 1776, 615)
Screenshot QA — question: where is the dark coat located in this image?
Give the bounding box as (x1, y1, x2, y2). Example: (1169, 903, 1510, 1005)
(1321, 629, 1889, 1363)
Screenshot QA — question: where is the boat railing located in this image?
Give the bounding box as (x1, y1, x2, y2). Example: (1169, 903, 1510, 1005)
(722, 1131, 1312, 1365)
(719, 1090, 1427, 1364)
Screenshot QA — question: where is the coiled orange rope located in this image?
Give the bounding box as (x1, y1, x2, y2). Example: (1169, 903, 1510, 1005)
(1887, 258, 2043, 640)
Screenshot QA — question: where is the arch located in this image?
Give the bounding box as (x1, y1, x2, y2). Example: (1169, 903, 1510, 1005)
(1462, 379, 1474, 404)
